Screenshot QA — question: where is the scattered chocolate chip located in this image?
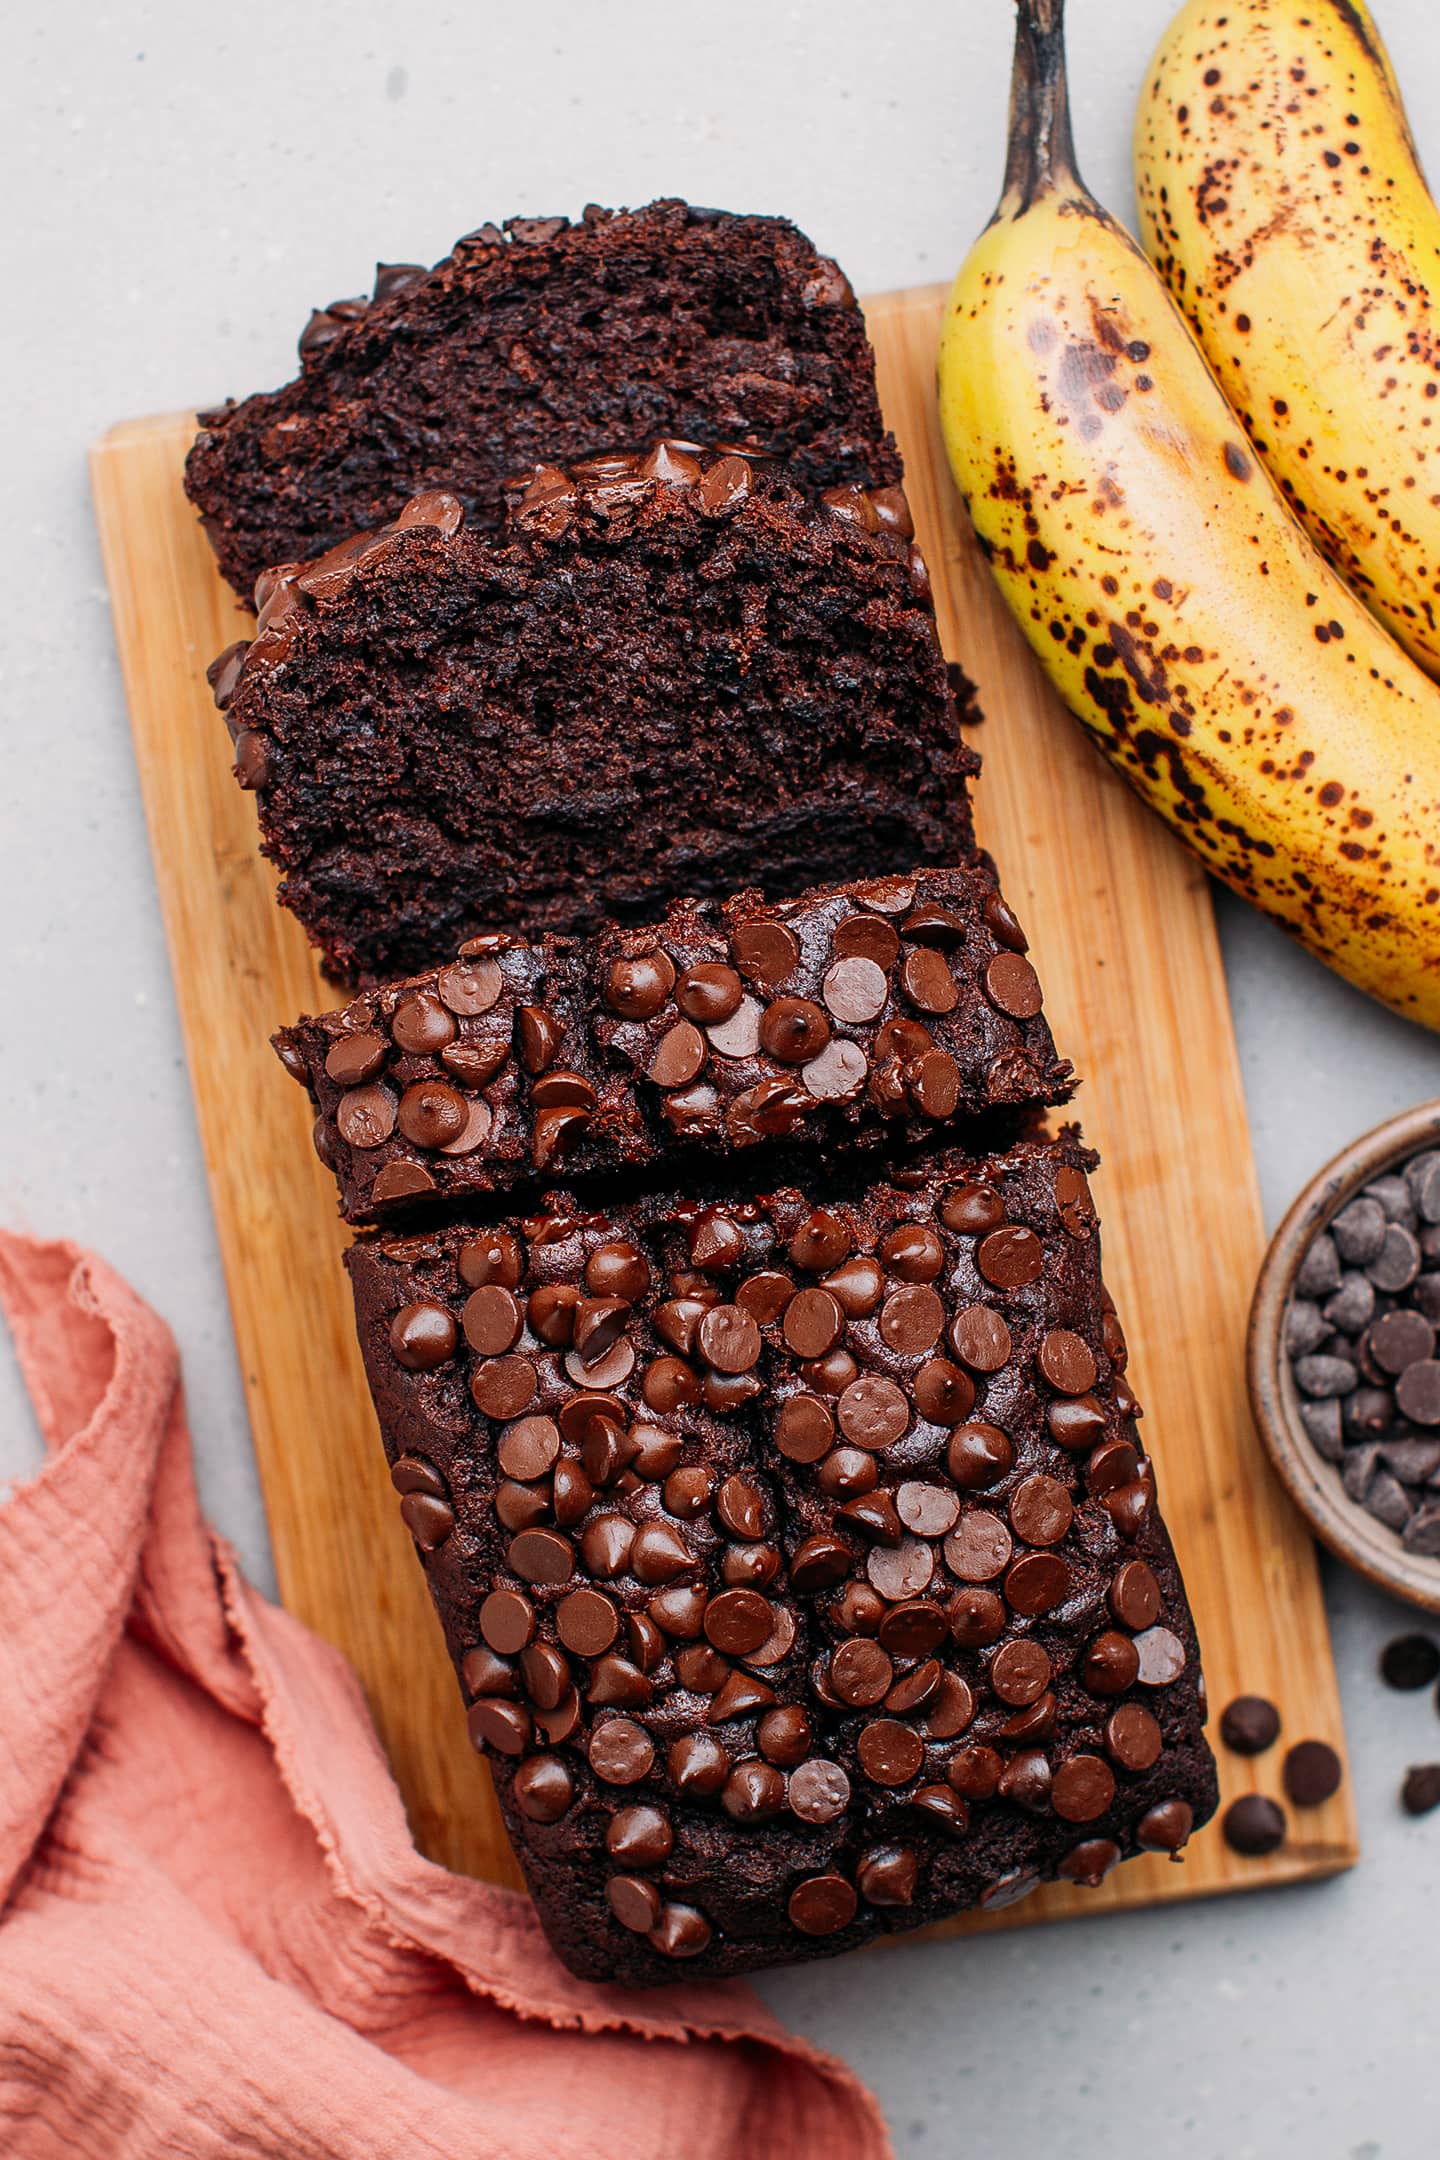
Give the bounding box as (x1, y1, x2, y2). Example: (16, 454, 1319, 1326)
(1401, 1764, 1440, 1815)
(1282, 1739, 1343, 1807)
(1219, 1695, 1281, 1755)
(1222, 1793, 1287, 1856)
(1380, 1633, 1440, 1689)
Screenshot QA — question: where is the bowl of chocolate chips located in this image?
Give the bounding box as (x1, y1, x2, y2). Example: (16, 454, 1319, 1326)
(1249, 1100, 1440, 1612)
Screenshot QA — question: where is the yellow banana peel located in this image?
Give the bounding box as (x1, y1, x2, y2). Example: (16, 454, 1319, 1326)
(1136, 0, 1440, 679)
(939, 0, 1440, 1029)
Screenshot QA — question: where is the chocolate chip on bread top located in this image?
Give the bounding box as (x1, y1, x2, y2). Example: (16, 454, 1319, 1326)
(211, 449, 976, 984)
(185, 199, 902, 604)
(276, 864, 1073, 1222)
(347, 1135, 1217, 1983)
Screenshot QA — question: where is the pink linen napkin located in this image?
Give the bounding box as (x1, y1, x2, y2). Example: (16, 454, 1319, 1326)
(0, 1230, 890, 2158)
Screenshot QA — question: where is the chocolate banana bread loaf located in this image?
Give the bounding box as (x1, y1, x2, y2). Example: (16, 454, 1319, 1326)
(211, 450, 977, 983)
(278, 863, 1073, 1223)
(185, 200, 902, 604)
(346, 1132, 1217, 1984)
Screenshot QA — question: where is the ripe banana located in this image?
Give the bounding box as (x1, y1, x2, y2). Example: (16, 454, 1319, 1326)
(1136, 0, 1440, 679)
(938, 0, 1440, 1030)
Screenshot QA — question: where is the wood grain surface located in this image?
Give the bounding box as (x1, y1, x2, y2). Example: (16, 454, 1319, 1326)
(90, 282, 1358, 1938)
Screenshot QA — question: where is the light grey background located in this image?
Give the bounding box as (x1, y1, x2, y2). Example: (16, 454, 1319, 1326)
(3, 2, 1439, 2152)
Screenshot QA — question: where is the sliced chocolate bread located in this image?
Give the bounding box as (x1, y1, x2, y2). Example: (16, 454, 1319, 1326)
(346, 1132, 1217, 1984)
(278, 864, 1072, 1223)
(212, 450, 977, 983)
(186, 200, 901, 603)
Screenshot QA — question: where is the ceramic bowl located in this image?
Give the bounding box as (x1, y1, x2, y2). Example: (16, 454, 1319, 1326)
(1247, 1098, 1440, 1613)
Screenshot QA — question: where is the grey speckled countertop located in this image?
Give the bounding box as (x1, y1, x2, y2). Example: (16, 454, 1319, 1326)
(3, 3, 1439, 2151)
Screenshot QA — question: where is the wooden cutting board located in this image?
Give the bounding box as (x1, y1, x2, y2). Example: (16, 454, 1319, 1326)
(90, 283, 1358, 1935)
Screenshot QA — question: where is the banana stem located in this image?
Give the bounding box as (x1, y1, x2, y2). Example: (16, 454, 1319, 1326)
(998, 0, 1083, 217)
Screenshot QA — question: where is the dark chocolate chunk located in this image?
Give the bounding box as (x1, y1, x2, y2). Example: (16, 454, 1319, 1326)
(1219, 1694, 1281, 1756)
(1282, 1739, 1343, 1807)
(1400, 1764, 1440, 1815)
(1222, 1794, 1287, 1856)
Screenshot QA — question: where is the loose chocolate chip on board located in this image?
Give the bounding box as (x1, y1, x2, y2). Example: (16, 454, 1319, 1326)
(1222, 1793, 1287, 1856)
(1380, 1634, 1440, 1690)
(1219, 1695, 1281, 1756)
(1282, 1740, 1343, 1807)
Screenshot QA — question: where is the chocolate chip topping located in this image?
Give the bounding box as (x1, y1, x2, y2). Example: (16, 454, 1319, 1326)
(278, 864, 1071, 1226)
(348, 1132, 1212, 1977)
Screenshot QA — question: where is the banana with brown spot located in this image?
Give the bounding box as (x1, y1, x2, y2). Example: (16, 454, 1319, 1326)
(939, 0, 1440, 1029)
(1136, 0, 1440, 679)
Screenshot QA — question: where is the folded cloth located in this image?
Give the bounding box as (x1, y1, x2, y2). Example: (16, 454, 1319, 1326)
(0, 1232, 890, 2159)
